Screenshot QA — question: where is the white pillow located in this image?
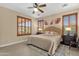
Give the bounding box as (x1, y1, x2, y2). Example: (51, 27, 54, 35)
(44, 31, 49, 34)
(50, 32, 54, 34)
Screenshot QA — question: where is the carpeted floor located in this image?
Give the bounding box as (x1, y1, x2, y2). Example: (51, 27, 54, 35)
(55, 45, 79, 56)
(0, 41, 79, 56)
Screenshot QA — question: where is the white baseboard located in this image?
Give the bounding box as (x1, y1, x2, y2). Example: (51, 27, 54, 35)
(0, 39, 27, 48)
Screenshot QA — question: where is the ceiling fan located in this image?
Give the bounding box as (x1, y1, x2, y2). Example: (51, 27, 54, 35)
(27, 3, 46, 14)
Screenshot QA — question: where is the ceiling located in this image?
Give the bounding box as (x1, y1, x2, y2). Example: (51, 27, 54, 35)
(0, 3, 79, 18)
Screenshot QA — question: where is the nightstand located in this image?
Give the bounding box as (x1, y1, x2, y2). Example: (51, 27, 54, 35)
(62, 33, 77, 48)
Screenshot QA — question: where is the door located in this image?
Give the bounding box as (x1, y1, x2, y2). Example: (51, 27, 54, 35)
(63, 13, 77, 35)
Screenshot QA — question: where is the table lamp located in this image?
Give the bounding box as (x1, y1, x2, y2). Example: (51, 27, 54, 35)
(65, 27, 71, 35)
(38, 28, 42, 31)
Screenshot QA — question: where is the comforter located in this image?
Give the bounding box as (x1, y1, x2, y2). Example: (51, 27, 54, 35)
(26, 34, 61, 55)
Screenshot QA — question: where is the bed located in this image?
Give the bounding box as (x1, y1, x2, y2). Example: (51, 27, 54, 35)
(26, 26, 62, 55)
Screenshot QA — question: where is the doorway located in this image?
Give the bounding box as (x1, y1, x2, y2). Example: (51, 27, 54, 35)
(62, 13, 78, 35)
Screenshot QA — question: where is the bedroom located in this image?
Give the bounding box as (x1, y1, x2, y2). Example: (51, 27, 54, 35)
(0, 3, 79, 56)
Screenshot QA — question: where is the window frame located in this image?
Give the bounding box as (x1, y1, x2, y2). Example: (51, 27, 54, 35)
(17, 16, 32, 36)
(62, 13, 78, 35)
(37, 20, 44, 33)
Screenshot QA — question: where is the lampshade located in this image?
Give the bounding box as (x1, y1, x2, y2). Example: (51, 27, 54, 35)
(65, 27, 71, 31)
(38, 28, 42, 30)
(34, 8, 38, 12)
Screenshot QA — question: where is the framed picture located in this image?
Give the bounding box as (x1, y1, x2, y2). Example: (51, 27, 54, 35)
(55, 18, 61, 24)
(50, 20, 53, 25)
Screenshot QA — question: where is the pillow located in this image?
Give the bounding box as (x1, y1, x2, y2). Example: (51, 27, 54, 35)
(50, 32, 54, 34)
(44, 31, 49, 34)
(44, 31, 54, 36)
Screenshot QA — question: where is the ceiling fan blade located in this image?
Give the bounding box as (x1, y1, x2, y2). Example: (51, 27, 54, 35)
(37, 8, 44, 13)
(39, 4, 46, 7)
(27, 7, 34, 9)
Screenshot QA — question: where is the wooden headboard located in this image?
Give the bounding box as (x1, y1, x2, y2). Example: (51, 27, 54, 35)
(44, 26, 62, 35)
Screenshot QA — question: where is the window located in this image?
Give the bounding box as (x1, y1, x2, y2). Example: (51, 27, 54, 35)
(62, 13, 77, 35)
(38, 20, 44, 33)
(17, 16, 32, 36)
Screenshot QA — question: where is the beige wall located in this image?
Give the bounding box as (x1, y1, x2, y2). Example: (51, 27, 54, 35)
(0, 7, 37, 45)
(38, 8, 79, 36)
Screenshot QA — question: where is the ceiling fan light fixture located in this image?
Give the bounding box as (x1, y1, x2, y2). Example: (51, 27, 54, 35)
(34, 8, 38, 12)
